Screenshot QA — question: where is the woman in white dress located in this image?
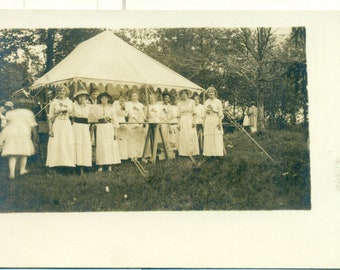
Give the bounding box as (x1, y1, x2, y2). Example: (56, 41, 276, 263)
(168, 96, 180, 151)
(126, 91, 146, 159)
(91, 92, 120, 171)
(177, 89, 199, 157)
(113, 95, 128, 161)
(144, 94, 163, 158)
(248, 101, 258, 133)
(160, 92, 172, 148)
(203, 86, 224, 157)
(146, 94, 162, 123)
(242, 105, 250, 132)
(46, 85, 75, 168)
(0, 108, 38, 179)
(194, 94, 205, 154)
(72, 90, 92, 174)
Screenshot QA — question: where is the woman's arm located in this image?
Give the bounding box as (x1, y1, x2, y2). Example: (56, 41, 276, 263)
(48, 101, 55, 136)
(192, 101, 197, 127)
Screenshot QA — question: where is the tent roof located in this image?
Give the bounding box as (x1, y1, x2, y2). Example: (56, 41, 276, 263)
(32, 30, 203, 94)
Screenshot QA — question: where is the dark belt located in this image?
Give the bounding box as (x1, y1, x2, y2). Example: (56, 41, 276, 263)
(74, 117, 88, 124)
(98, 118, 112, 124)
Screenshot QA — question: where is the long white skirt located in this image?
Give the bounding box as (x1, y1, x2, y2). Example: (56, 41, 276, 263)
(117, 124, 128, 160)
(96, 123, 121, 165)
(178, 115, 199, 156)
(203, 115, 224, 156)
(127, 124, 146, 158)
(1, 125, 35, 156)
(168, 124, 179, 150)
(46, 118, 75, 167)
(73, 122, 92, 166)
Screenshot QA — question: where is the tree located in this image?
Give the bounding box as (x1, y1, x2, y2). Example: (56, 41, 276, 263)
(0, 29, 43, 99)
(53, 28, 103, 65)
(225, 27, 290, 130)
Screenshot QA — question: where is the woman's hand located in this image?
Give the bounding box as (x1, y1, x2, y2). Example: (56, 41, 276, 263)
(217, 123, 222, 130)
(49, 131, 54, 137)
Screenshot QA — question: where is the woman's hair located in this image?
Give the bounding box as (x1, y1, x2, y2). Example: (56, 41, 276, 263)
(179, 89, 190, 96)
(56, 85, 69, 97)
(206, 86, 217, 97)
(74, 94, 88, 103)
(131, 90, 139, 96)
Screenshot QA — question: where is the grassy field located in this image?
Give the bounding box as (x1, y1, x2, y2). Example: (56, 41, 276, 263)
(0, 129, 310, 212)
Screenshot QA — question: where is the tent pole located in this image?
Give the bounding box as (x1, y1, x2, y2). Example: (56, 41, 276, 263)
(74, 79, 78, 93)
(145, 84, 150, 121)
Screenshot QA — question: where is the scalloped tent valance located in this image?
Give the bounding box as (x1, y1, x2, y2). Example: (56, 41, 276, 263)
(32, 30, 203, 96)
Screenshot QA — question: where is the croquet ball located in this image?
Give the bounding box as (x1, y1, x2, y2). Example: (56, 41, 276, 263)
(124, 194, 128, 199)
(105, 186, 110, 192)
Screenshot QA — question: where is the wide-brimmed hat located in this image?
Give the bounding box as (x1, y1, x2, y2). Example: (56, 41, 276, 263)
(179, 89, 193, 97)
(162, 91, 171, 98)
(4, 101, 14, 108)
(73, 90, 89, 100)
(97, 92, 112, 104)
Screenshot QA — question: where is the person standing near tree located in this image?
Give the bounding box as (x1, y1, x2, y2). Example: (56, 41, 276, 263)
(248, 101, 258, 133)
(242, 104, 251, 133)
(203, 86, 224, 157)
(72, 90, 92, 175)
(177, 89, 199, 157)
(46, 85, 75, 168)
(0, 105, 39, 179)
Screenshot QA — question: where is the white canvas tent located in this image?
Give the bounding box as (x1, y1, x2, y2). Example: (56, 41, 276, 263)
(32, 30, 203, 95)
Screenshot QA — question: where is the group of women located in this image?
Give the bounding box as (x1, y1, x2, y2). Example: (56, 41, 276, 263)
(45, 85, 225, 173)
(1, 84, 225, 178)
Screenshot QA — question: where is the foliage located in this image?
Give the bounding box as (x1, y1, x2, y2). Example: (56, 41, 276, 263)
(0, 27, 307, 130)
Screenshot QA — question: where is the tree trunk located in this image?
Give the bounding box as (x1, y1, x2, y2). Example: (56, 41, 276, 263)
(257, 91, 265, 130)
(45, 29, 55, 73)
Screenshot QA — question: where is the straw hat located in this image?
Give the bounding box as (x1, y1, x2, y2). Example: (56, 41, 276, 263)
(162, 91, 171, 98)
(179, 89, 193, 98)
(73, 90, 89, 100)
(4, 101, 14, 108)
(97, 92, 112, 104)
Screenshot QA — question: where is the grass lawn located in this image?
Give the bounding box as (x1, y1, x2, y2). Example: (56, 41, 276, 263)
(0, 129, 310, 212)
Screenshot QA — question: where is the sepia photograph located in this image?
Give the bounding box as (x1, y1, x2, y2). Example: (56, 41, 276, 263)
(0, 27, 310, 211)
(0, 8, 339, 268)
